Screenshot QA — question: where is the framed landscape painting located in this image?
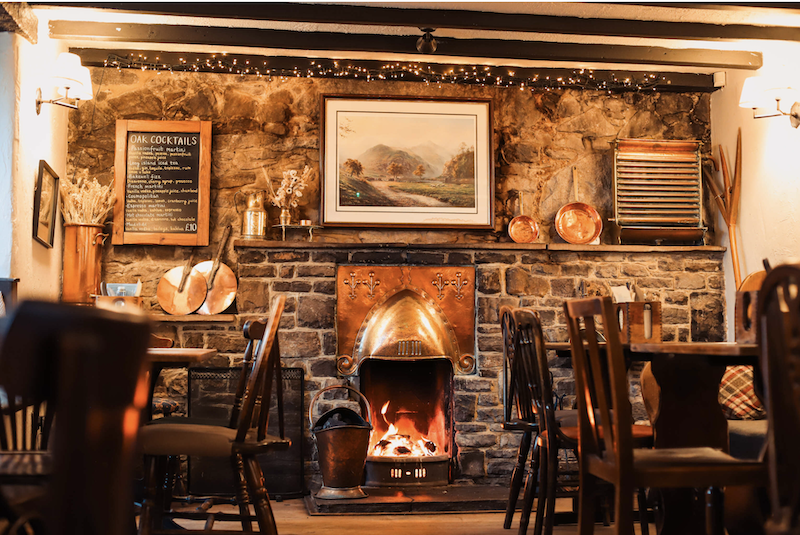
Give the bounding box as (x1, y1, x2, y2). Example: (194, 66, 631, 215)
(321, 96, 493, 228)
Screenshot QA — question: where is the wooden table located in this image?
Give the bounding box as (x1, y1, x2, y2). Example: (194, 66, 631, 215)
(145, 347, 217, 420)
(548, 341, 760, 535)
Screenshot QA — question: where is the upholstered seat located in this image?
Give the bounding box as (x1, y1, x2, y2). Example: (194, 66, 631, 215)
(139, 421, 289, 457)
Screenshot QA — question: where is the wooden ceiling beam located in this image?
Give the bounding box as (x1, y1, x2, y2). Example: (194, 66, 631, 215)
(73, 48, 717, 92)
(49, 20, 762, 70)
(33, 2, 800, 42)
(1, 2, 38, 43)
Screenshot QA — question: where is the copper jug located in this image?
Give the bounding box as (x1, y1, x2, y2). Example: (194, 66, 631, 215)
(234, 190, 268, 239)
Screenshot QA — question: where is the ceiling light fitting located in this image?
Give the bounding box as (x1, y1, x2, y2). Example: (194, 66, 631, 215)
(36, 52, 93, 115)
(416, 28, 437, 54)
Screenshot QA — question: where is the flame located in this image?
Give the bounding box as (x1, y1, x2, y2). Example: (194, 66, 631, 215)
(371, 401, 438, 457)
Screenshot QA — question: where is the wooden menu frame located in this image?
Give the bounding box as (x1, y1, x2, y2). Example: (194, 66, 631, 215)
(113, 120, 211, 246)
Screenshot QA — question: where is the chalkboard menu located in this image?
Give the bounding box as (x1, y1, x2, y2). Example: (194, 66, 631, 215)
(113, 120, 211, 246)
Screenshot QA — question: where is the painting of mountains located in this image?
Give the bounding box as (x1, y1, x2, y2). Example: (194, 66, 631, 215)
(323, 97, 492, 228)
(335, 110, 478, 208)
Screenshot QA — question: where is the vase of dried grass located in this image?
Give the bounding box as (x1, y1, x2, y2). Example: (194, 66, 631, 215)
(62, 223, 108, 304)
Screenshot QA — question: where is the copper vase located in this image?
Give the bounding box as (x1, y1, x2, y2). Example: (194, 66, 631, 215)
(62, 223, 108, 304)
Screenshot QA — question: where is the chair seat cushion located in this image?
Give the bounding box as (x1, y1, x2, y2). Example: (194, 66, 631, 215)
(0, 452, 52, 480)
(503, 409, 578, 433)
(139, 419, 289, 457)
(555, 409, 578, 428)
(631, 446, 766, 487)
(728, 418, 768, 460)
(719, 365, 766, 420)
(560, 424, 653, 445)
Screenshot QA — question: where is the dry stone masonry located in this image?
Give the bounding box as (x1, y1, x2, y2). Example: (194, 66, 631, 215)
(67, 68, 722, 486)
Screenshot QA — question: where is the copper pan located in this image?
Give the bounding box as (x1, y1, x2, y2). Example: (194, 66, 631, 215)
(508, 215, 539, 243)
(555, 166, 602, 245)
(196, 225, 237, 315)
(156, 252, 207, 315)
(555, 202, 603, 245)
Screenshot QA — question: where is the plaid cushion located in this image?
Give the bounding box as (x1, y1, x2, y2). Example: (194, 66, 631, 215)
(718, 366, 766, 420)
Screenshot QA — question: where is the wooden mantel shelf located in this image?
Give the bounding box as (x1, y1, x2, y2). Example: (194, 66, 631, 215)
(233, 239, 725, 254)
(150, 314, 235, 322)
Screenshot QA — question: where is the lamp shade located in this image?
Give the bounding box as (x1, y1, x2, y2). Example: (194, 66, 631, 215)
(52, 52, 93, 101)
(739, 75, 800, 111)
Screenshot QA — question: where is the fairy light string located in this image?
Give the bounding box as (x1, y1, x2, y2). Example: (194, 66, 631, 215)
(102, 53, 671, 93)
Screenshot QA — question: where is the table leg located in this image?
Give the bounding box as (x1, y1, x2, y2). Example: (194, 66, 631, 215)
(146, 363, 166, 422)
(649, 354, 727, 535)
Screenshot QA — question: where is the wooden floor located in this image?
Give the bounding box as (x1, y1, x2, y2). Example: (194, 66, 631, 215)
(168, 498, 650, 534)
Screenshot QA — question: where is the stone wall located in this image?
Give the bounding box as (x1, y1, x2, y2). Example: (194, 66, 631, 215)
(150, 243, 724, 486)
(71, 70, 714, 292)
(67, 68, 721, 488)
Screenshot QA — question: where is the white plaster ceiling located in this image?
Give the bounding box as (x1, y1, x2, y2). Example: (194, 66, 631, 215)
(30, 2, 800, 73)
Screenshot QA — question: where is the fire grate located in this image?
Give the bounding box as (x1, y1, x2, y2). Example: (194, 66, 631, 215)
(365, 455, 449, 487)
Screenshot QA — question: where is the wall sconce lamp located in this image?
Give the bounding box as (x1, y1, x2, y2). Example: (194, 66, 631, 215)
(739, 76, 800, 128)
(35, 52, 93, 115)
(416, 28, 437, 54)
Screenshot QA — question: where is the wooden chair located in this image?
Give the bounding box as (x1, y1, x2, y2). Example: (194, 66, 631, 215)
(757, 263, 800, 535)
(564, 296, 766, 535)
(161, 310, 273, 515)
(0, 300, 151, 535)
(501, 305, 540, 530)
(137, 295, 289, 534)
(502, 306, 649, 535)
(501, 306, 579, 535)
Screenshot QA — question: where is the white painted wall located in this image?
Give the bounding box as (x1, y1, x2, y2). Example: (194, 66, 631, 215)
(0, 24, 69, 301)
(711, 41, 800, 339)
(0, 33, 14, 278)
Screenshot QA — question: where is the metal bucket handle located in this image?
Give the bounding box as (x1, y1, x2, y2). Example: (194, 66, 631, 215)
(308, 384, 372, 430)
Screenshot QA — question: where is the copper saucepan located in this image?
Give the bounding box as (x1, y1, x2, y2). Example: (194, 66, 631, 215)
(555, 202, 603, 245)
(555, 166, 603, 245)
(507, 191, 539, 244)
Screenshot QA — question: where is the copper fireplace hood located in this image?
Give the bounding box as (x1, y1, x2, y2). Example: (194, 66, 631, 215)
(336, 266, 476, 376)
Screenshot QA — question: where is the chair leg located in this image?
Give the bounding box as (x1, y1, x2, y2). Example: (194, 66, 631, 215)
(614, 481, 636, 535)
(505, 430, 533, 529)
(242, 455, 278, 535)
(138, 455, 160, 535)
(542, 441, 559, 535)
(518, 436, 540, 535)
(577, 466, 597, 535)
(532, 440, 549, 535)
(637, 488, 649, 535)
(231, 454, 254, 532)
(706, 487, 724, 535)
(162, 455, 179, 514)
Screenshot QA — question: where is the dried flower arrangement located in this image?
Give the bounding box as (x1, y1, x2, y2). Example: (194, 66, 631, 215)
(263, 166, 311, 209)
(60, 176, 116, 225)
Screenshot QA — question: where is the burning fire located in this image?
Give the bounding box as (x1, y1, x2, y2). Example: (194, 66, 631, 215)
(372, 401, 438, 457)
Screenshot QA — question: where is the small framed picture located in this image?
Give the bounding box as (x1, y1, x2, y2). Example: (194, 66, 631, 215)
(33, 160, 60, 248)
(321, 95, 494, 228)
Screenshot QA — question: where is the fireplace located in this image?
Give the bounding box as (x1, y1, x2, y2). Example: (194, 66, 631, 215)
(336, 266, 476, 486)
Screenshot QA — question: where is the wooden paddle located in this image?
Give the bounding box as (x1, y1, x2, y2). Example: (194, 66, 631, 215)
(702, 128, 744, 288)
(196, 225, 238, 315)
